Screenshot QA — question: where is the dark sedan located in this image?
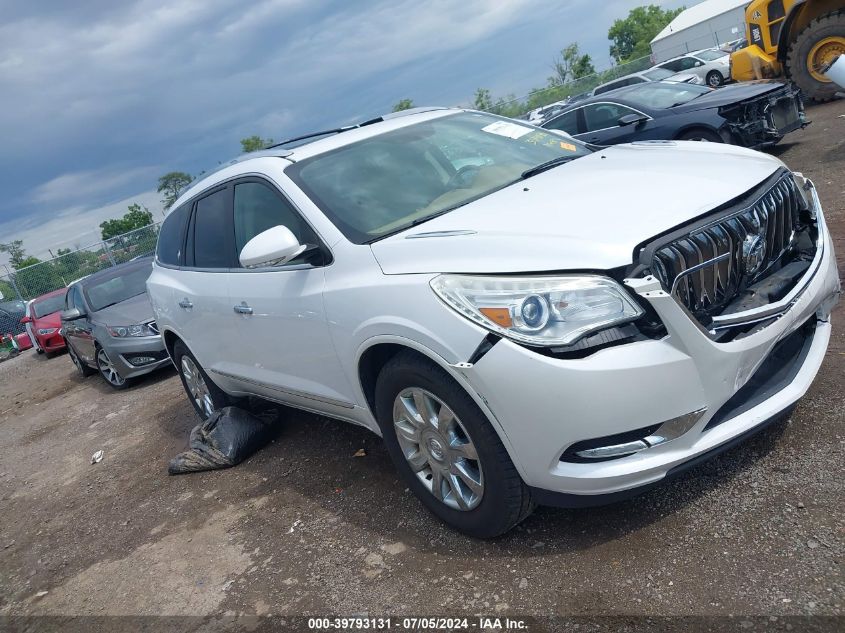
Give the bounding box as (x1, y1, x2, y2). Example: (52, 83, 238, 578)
(540, 80, 807, 149)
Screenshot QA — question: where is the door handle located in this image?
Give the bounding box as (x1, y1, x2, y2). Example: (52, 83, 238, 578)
(233, 302, 254, 315)
(178, 298, 193, 309)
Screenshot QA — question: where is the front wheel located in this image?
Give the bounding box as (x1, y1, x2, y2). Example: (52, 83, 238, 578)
(173, 340, 231, 420)
(785, 10, 845, 102)
(375, 351, 534, 538)
(706, 70, 724, 87)
(96, 347, 128, 390)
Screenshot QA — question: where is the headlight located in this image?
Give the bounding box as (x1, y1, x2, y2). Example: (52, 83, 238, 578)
(37, 328, 57, 336)
(107, 323, 157, 338)
(430, 275, 644, 347)
(792, 171, 817, 218)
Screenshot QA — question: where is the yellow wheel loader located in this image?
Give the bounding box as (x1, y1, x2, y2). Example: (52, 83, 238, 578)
(730, 0, 845, 101)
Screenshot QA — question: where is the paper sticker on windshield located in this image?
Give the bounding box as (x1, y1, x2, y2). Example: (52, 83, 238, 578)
(481, 121, 532, 139)
(559, 141, 577, 152)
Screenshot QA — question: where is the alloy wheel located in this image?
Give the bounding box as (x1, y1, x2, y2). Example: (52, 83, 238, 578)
(181, 356, 214, 418)
(97, 348, 125, 387)
(392, 387, 484, 511)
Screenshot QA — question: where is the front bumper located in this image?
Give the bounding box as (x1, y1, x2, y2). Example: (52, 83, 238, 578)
(37, 332, 66, 353)
(104, 336, 170, 380)
(459, 201, 840, 500)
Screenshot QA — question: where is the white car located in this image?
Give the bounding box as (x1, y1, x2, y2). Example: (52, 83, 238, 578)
(148, 108, 840, 537)
(656, 48, 732, 87)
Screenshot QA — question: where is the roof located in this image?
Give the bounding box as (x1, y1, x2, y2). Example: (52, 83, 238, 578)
(652, 0, 749, 43)
(171, 108, 458, 209)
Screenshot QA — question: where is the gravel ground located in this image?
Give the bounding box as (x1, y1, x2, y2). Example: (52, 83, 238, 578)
(0, 100, 843, 631)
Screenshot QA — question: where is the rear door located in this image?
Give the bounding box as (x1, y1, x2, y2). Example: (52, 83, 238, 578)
(226, 178, 353, 414)
(171, 186, 240, 378)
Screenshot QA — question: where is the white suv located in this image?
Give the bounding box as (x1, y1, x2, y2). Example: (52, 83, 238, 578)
(148, 108, 840, 537)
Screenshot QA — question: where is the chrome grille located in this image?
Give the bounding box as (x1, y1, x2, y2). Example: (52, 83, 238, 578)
(651, 173, 804, 320)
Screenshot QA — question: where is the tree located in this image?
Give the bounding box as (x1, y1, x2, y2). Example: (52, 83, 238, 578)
(157, 171, 193, 211)
(99, 203, 154, 240)
(548, 43, 596, 87)
(608, 4, 685, 63)
(0, 240, 32, 269)
(391, 98, 414, 112)
(473, 88, 494, 112)
(240, 136, 274, 153)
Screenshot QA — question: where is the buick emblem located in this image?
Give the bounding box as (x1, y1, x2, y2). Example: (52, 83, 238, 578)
(743, 234, 766, 276)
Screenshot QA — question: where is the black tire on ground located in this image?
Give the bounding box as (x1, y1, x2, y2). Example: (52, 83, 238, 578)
(172, 339, 232, 420)
(677, 128, 724, 142)
(67, 341, 96, 377)
(706, 70, 724, 87)
(785, 10, 845, 103)
(374, 350, 534, 538)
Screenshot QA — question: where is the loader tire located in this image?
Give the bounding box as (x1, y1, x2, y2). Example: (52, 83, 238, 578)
(785, 10, 845, 102)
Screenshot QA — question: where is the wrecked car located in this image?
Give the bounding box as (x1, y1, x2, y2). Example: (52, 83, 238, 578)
(147, 108, 839, 537)
(542, 79, 806, 148)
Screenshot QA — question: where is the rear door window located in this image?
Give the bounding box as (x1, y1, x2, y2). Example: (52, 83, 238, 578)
(192, 188, 232, 269)
(544, 109, 581, 135)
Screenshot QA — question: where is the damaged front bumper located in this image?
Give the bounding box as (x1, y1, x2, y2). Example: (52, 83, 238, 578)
(721, 84, 808, 148)
(455, 190, 839, 503)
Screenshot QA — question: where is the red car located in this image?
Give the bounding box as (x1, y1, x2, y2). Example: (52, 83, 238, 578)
(21, 288, 68, 355)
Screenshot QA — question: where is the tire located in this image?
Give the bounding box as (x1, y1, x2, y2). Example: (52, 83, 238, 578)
(706, 70, 724, 87)
(67, 341, 96, 377)
(785, 10, 845, 102)
(96, 346, 129, 390)
(374, 351, 534, 538)
(677, 128, 723, 143)
(172, 340, 231, 420)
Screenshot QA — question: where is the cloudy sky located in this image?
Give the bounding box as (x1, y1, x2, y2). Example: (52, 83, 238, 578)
(0, 0, 691, 266)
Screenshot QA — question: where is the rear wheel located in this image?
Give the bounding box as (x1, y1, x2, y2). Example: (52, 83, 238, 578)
(96, 347, 128, 390)
(375, 351, 534, 538)
(678, 128, 723, 143)
(173, 340, 231, 420)
(67, 341, 96, 377)
(706, 70, 724, 87)
(785, 10, 845, 102)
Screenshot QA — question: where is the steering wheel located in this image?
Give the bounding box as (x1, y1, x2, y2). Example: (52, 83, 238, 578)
(446, 164, 481, 189)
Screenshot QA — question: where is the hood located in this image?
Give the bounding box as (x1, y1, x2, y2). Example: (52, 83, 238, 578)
(90, 292, 155, 325)
(34, 312, 62, 329)
(675, 81, 787, 112)
(370, 142, 784, 275)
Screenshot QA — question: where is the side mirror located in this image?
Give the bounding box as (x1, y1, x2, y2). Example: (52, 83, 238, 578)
(618, 113, 648, 127)
(239, 225, 307, 268)
(61, 307, 84, 321)
(694, 61, 703, 67)
(20, 316, 32, 324)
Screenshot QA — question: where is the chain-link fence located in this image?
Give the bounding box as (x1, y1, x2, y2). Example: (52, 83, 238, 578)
(0, 223, 160, 338)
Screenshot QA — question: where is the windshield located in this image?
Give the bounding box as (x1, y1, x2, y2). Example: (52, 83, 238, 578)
(696, 50, 726, 61)
(643, 67, 675, 80)
(286, 112, 592, 243)
(84, 262, 152, 311)
(623, 83, 711, 109)
(33, 293, 67, 318)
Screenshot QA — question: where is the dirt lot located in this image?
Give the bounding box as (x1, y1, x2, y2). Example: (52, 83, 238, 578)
(1, 101, 843, 631)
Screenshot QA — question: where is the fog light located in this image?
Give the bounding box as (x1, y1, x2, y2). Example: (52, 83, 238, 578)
(129, 356, 156, 366)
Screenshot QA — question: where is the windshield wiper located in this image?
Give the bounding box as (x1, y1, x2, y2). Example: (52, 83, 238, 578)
(521, 156, 578, 179)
